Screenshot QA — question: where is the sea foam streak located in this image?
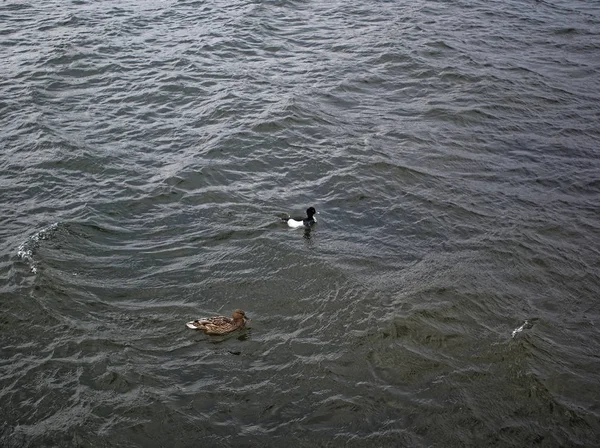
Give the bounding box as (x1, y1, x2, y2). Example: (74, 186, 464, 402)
(17, 223, 59, 273)
(511, 319, 535, 338)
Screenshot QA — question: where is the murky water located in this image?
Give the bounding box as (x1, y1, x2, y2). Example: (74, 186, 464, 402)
(2, 0, 600, 446)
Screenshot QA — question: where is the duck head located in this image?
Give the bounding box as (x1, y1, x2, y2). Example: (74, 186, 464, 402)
(232, 309, 249, 323)
(306, 207, 317, 218)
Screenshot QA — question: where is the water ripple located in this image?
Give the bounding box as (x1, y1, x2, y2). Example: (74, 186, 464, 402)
(2, 0, 600, 446)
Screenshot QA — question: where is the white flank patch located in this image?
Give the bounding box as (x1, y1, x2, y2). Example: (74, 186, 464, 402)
(287, 219, 304, 229)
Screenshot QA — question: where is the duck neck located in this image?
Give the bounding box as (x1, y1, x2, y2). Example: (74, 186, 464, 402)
(234, 318, 244, 327)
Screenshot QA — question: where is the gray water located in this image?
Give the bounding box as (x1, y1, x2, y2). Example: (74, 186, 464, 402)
(1, 0, 600, 446)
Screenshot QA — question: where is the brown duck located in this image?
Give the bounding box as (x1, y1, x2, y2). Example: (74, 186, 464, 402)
(186, 309, 249, 335)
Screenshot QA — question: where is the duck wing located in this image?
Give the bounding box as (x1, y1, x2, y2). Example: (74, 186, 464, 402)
(186, 316, 232, 331)
(281, 214, 306, 222)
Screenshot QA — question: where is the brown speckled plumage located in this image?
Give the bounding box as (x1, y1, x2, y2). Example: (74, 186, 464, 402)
(186, 309, 248, 335)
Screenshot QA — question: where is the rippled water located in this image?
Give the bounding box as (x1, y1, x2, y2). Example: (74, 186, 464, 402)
(2, 0, 600, 446)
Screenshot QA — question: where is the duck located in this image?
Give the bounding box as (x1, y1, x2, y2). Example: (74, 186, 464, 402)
(186, 309, 249, 335)
(282, 206, 317, 229)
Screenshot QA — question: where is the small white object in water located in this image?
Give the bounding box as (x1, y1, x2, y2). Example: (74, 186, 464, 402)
(512, 320, 529, 338)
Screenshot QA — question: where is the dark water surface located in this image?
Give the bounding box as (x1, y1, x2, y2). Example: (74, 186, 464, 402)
(2, 0, 600, 446)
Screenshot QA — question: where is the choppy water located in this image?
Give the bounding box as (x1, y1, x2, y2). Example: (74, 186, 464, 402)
(2, 0, 600, 446)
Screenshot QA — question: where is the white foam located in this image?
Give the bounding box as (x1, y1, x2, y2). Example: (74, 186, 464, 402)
(16, 223, 59, 273)
(511, 320, 529, 338)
